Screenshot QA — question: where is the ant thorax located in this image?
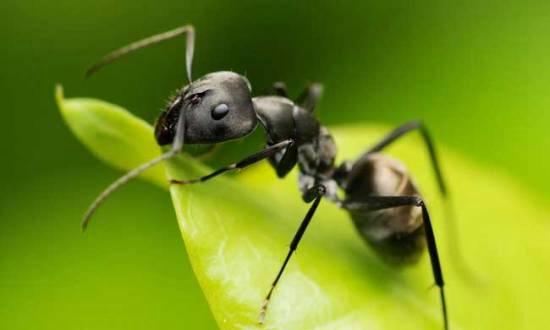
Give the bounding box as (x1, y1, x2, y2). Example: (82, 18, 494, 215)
(296, 126, 340, 202)
(253, 95, 339, 201)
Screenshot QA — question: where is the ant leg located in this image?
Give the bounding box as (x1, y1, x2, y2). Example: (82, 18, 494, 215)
(357, 121, 477, 282)
(269, 140, 298, 178)
(344, 196, 449, 330)
(359, 120, 446, 196)
(295, 83, 323, 112)
(86, 25, 195, 83)
(270, 81, 289, 97)
(258, 184, 326, 324)
(170, 139, 294, 185)
(355, 122, 472, 276)
(82, 108, 186, 230)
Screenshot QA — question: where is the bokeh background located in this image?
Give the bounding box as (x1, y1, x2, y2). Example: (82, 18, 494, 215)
(1, 0, 549, 329)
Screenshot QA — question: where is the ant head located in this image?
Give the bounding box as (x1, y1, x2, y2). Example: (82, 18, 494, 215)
(156, 71, 257, 145)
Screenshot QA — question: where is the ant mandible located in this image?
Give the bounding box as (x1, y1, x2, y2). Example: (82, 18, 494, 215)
(83, 25, 450, 329)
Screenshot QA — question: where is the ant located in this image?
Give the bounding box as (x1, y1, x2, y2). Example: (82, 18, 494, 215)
(83, 25, 450, 329)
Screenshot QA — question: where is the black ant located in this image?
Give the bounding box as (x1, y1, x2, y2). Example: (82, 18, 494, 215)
(83, 25, 450, 329)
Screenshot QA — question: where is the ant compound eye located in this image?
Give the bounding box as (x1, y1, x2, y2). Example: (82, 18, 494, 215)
(211, 103, 229, 120)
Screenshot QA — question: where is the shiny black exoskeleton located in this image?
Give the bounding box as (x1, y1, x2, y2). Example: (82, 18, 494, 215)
(83, 25, 451, 329)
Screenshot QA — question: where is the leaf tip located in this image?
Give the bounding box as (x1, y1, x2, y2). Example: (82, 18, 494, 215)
(55, 84, 65, 109)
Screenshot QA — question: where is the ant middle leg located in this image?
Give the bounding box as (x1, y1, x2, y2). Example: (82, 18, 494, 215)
(258, 184, 326, 324)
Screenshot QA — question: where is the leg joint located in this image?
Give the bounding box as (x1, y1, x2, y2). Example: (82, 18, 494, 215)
(317, 184, 327, 196)
(302, 183, 326, 202)
(414, 197, 424, 207)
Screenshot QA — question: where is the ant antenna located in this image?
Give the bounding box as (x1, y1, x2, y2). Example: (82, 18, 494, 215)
(82, 149, 177, 230)
(82, 101, 186, 231)
(85, 25, 195, 83)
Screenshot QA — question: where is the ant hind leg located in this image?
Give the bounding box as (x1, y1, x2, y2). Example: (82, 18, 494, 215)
(353, 121, 478, 283)
(344, 196, 449, 330)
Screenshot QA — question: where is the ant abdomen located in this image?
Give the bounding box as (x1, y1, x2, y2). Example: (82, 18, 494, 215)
(345, 154, 426, 264)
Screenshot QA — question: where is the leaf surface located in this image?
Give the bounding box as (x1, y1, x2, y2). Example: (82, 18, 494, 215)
(57, 87, 550, 329)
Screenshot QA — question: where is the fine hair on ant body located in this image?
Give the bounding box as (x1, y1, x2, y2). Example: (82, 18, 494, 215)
(83, 25, 451, 329)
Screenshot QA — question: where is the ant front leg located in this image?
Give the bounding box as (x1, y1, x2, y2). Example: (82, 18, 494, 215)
(258, 184, 326, 324)
(344, 196, 449, 330)
(170, 139, 294, 185)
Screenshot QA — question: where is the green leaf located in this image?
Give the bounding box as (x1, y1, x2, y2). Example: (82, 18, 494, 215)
(55, 85, 166, 188)
(57, 86, 550, 329)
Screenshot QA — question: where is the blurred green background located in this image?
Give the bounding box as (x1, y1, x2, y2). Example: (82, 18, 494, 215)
(1, 0, 549, 329)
